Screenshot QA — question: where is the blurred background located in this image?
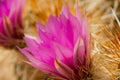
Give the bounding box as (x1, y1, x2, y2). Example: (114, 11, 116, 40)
(0, 0, 120, 80)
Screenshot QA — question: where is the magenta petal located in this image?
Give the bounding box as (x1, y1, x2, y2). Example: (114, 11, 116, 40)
(37, 22, 53, 44)
(37, 15, 62, 38)
(69, 14, 82, 44)
(37, 17, 72, 49)
(74, 38, 85, 67)
(60, 10, 74, 46)
(37, 22, 45, 33)
(24, 36, 56, 66)
(55, 59, 75, 79)
(61, 6, 70, 19)
(46, 15, 61, 35)
(0, 33, 7, 39)
(19, 48, 59, 75)
(53, 42, 73, 68)
(82, 19, 89, 39)
(24, 35, 38, 48)
(76, 7, 82, 24)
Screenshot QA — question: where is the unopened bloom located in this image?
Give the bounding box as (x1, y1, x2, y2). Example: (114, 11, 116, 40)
(20, 6, 90, 80)
(0, 0, 25, 47)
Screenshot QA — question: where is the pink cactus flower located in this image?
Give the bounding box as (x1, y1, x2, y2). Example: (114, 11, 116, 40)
(0, 0, 25, 47)
(20, 6, 91, 80)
